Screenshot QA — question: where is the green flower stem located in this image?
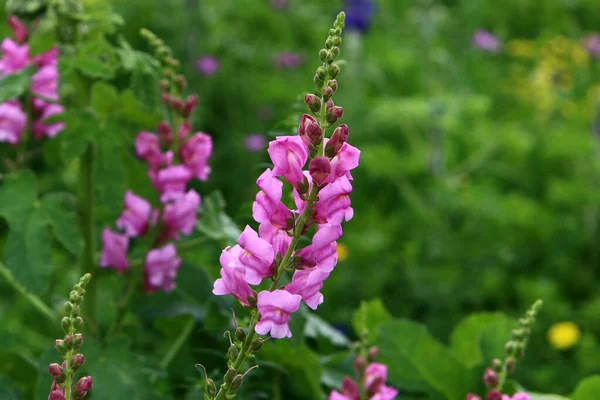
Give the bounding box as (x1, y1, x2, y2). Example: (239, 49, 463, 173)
(0, 261, 57, 323)
(160, 316, 196, 369)
(213, 184, 320, 400)
(64, 348, 73, 400)
(80, 144, 97, 332)
(106, 261, 143, 338)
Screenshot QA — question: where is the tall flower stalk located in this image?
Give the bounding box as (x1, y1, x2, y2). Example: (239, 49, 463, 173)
(199, 12, 361, 400)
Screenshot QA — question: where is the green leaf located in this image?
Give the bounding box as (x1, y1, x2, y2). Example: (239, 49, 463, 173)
(0, 170, 37, 227)
(198, 191, 241, 245)
(39, 193, 83, 255)
(91, 82, 119, 117)
(74, 39, 117, 80)
(0, 375, 20, 400)
(571, 376, 600, 400)
(450, 312, 514, 368)
(3, 208, 53, 294)
(57, 110, 97, 163)
(303, 311, 351, 347)
(93, 127, 127, 219)
(28, 16, 57, 54)
(529, 393, 570, 400)
(131, 55, 160, 110)
(378, 319, 471, 400)
(0, 67, 33, 103)
(352, 298, 392, 342)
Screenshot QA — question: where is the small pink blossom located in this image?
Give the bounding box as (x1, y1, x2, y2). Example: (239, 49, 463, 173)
(329, 392, 353, 400)
(163, 189, 201, 238)
(472, 30, 502, 53)
(31, 65, 59, 110)
(327, 142, 360, 183)
(273, 52, 303, 69)
(144, 244, 182, 293)
(48, 390, 66, 400)
(245, 133, 267, 152)
(180, 132, 212, 181)
(74, 376, 93, 393)
(33, 47, 59, 67)
(315, 176, 354, 225)
(255, 289, 302, 339)
(116, 191, 153, 237)
(583, 34, 600, 59)
(32, 103, 64, 139)
(268, 136, 308, 187)
(342, 377, 360, 399)
(213, 245, 254, 306)
(312, 224, 343, 252)
(0, 38, 29, 75)
(285, 267, 330, 310)
(154, 165, 193, 202)
(0, 101, 27, 144)
(135, 132, 172, 170)
(259, 221, 292, 257)
(371, 386, 399, 400)
(295, 241, 338, 272)
(196, 55, 219, 76)
(238, 226, 275, 285)
(365, 363, 388, 394)
(253, 168, 293, 228)
(100, 228, 129, 272)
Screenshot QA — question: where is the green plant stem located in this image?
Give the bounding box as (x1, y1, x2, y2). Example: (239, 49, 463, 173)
(213, 184, 320, 400)
(106, 261, 142, 338)
(64, 348, 73, 400)
(160, 316, 196, 369)
(0, 261, 57, 323)
(80, 144, 97, 331)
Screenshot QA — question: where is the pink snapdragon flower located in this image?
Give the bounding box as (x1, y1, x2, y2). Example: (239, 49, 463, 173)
(330, 360, 398, 400)
(253, 168, 293, 228)
(0, 101, 27, 144)
(268, 135, 308, 187)
(180, 132, 212, 180)
(327, 142, 361, 183)
(213, 245, 255, 306)
(238, 226, 275, 285)
(285, 267, 330, 310)
(154, 165, 193, 202)
(0, 38, 29, 75)
(136, 131, 171, 169)
(316, 176, 354, 225)
(163, 189, 201, 238)
(32, 103, 65, 139)
(144, 244, 182, 293)
(31, 64, 59, 109)
(258, 221, 292, 257)
(100, 229, 130, 272)
(116, 191, 154, 237)
(255, 289, 302, 339)
(472, 30, 502, 53)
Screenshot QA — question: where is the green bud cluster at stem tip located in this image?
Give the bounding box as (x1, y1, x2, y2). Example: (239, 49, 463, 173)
(484, 300, 543, 395)
(49, 274, 93, 400)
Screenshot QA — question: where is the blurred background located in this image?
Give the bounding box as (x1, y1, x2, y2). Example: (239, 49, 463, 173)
(2, 0, 600, 397)
(110, 0, 600, 394)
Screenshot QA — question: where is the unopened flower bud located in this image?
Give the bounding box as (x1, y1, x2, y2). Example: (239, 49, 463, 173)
(330, 47, 340, 58)
(511, 328, 524, 341)
(54, 339, 67, 355)
(368, 346, 379, 361)
(326, 106, 344, 124)
(326, 99, 334, 111)
(505, 341, 515, 355)
(72, 317, 84, 331)
(309, 157, 331, 185)
(231, 374, 244, 391)
(235, 328, 246, 342)
(79, 273, 91, 287)
(326, 51, 336, 63)
(159, 80, 170, 91)
(325, 124, 349, 157)
(227, 344, 239, 360)
(483, 368, 498, 388)
(49, 390, 66, 400)
(73, 333, 84, 349)
(304, 94, 321, 113)
(491, 358, 502, 372)
(322, 86, 334, 101)
(48, 363, 63, 379)
(64, 302, 73, 314)
(332, 36, 342, 46)
(176, 75, 187, 91)
(8, 16, 28, 43)
(206, 378, 217, 397)
(156, 121, 172, 145)
(61, 317, 71, 333)
(327, 79, 338, 92)
(506, 358, 515, 373)
(225, 367, 236, 384)
(353, 355, 366, 375)
(75, 376, 93, 393)
(183, 94, 199, 117)
(325, 38, 334, 49)
(319, 49, 328, 62)
(172, 98, 184, 111)
(250, 338, 264, 351)
(486, 390, 502, 400)
(466, 394, 482, 400)
(298, 114, 323, 146)
(71, 354, 85, 370)
(64, 334, 74, 349)
(328, 63, 340, 78)
(70, 291, 80, 304)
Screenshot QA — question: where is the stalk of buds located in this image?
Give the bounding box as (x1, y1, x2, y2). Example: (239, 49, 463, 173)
(465, 300, 542, 400)
(200, 12, 361, 400)
(48, 274, 93, 400)
(100, 31, 212, 295)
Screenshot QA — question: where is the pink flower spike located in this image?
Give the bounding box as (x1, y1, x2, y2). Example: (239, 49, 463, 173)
(258, 221, 292, 257)
(255, 290, 301, 339)
(116, 191, 153, 237)
(237, 226, 275, 285)
(327, 142, 360, 183)
(100, 228, 129, 271)
(316, 176, 354, 225)
(213, 245, 254, 306)
(0, 101, 27, 144)
(155, 165, 193, 202)
(0, 38, 29, 75)
(181, 132, 212, 181)
(365, 363, 388, 394)
(285, 267, 330, 310)
(268, 136, 308, 188)
(144, 244, 182, 293)
(163, 189, 201, 238)
(32, 104, 65, 139)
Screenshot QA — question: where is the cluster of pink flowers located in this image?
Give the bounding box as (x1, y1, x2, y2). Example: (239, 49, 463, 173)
(101, 95, 212, 293)
(330, 353, 398, 400)
(0, 17, 64, 144)
(213, 100, 359, 338)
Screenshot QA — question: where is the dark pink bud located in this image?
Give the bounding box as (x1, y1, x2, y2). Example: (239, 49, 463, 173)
(49, 390, 66, 400)
(322, 86, 334, 101)
(483, 368, 498, 388)
(325, 124, 349, 157)
(326, 99, 334, 111)
(368, 346, 379, 361)
(48, 363, 63, 378)
(466, 394, 482, 400)
(8, 16, 28, 43)
(157, 121, 172, 145)
(326, 106, 344, 124)
(353, 355, 366, 375)
(341, 377, 359, 398)
(309, 157, 331, 185)
(172, 98, 184, 111)
(327, 79, 338, 92)
(75, 376, 93, 393)
(183, 94, 199, 117)
(73, 333, 83, 349)
(71, 354, 85, 370)
(304, 94, 321, 113)
(298, 114, 323, 146)
(486, 390, 502, 400)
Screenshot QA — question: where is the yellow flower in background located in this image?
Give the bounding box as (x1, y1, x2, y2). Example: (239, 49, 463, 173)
(507, 39, 535, 58)
(337, 243, 349, 262)
(548, 322, 581, 350)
